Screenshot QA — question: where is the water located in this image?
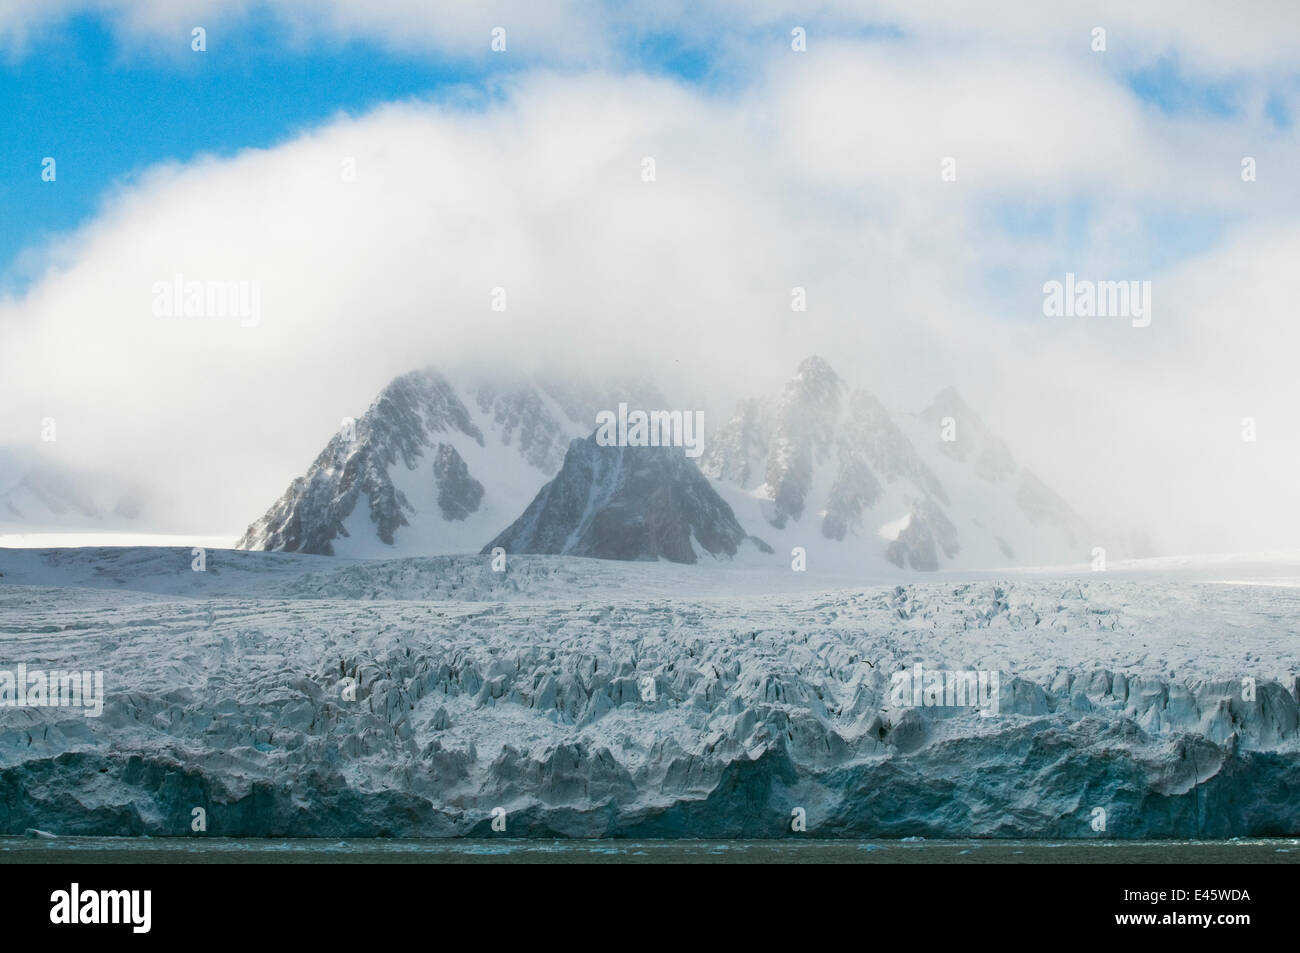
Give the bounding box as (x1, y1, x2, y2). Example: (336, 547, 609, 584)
(2, 837, 1297, 863)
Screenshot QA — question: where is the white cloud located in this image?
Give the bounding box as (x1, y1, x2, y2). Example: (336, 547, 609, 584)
(2, 0, 1298, 76)
(1, 30, 1297, 553)
(0, 0, 608, 62)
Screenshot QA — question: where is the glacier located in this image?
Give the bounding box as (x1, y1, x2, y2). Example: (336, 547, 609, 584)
(0, 546, 1297, 839)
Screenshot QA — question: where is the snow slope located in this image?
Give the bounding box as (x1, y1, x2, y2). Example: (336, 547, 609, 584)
(0, 547, 1297, 838)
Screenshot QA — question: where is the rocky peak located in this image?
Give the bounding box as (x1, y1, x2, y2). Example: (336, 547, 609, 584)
(484, 434, 769, 564)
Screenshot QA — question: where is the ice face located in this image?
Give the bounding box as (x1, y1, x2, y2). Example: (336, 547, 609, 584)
(0, 547, 1297, 838)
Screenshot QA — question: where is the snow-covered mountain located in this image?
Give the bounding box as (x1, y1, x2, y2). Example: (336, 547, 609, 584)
(0, 448, 151, 534)
(484, 434, 771, 563)
(702, 356, 1090, 570)
(910, 385, 1089, 561)
(240, 357, 1090, 568)
(237, 368, 664, 556)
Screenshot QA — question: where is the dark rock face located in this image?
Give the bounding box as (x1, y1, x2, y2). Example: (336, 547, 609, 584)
(886, 498, 960, 571)
(761, 356, 844, 529)
(432, 443, 483, 521)
(822, 446, 882, 541)
(484, 434, 767, 564)
(472, 383, 570, 474)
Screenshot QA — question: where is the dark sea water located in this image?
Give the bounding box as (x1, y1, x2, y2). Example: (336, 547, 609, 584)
(2, 837, 1297, 864)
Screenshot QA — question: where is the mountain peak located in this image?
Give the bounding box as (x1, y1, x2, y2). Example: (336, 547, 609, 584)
(239, 365, 604, 555)
(484, 433, 769, 564)
(792, 355, 841, 387)
(919, 387, 1017, 482)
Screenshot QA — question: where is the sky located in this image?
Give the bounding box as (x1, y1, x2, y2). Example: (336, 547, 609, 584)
(1, 1, 1298, 554)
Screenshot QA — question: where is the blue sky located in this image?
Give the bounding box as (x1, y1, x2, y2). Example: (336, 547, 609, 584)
(0, 14, 508, 288)
(0, 8, 808, 290)
(3, 7, 1294, 295)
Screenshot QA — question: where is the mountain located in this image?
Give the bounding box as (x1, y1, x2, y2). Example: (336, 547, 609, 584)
(905, 384, 1090, 563)
(0, 448, 151, 534)
(237, 368, 663, 556)
(240, 357, 1091, 569)
(702, 356, 1090, 569)
(483, 434, 771, 564)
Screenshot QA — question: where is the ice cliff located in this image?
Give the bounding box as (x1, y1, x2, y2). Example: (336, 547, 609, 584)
(0, 550, 1296, 838)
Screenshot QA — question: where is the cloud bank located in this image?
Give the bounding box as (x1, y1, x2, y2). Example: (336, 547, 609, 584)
(2, 12, 1298, 554)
